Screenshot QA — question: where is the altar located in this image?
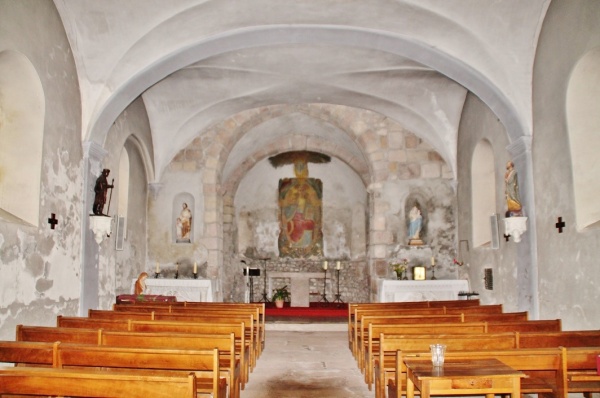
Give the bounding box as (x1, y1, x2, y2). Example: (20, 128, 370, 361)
(132, 278, 215, 302)
(268, 272, 330, 307)
(378, 279, 469, 302)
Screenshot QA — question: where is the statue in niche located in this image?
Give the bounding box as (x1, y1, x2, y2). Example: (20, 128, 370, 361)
(270, 151, 329, 258)
(92, 169, 114, 215)
(504, 161, 523, 217)
(407, 204, 424, 246)
(176, 202, 192, 243)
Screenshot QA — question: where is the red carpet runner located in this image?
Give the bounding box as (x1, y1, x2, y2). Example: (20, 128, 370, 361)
(265, 302, 348, 321)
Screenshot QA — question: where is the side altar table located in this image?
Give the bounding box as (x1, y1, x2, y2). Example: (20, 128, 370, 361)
(131, 278, 215, 302)
(378, 279, 469, 302)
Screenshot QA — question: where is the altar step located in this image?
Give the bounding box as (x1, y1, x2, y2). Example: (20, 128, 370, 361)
(266, 322, 346, 332)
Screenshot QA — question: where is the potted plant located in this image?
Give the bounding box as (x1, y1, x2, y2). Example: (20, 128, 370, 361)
(272, 285, 290, 308)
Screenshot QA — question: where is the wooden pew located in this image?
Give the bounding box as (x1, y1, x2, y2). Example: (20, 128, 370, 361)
(353, 314, 464, 360)
(112, 302, 263, 341)
(463, 311, 529, 322)
(362, 322, 488, 388)
(108, 306, 262, 361)
(382, 347, 567, 398)
(74, 312, 256, 376)
(562, 346, 600, 397)
(99, 330, 240, 398)
(0, 366, 198, 398)
(0, 339, 227, 398)
(372, 332, 519, 398)
(17, 324, 101, 345)
(16, 318, 250, 386)
(128, 320, 251, 384)
(486, 318, 562, 333)
(517, 330, 600, 347)
(55, 344, 226, 398)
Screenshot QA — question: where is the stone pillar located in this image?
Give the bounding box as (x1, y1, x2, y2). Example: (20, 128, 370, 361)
(80, 141, 108, 316)
(507, 136, 539, 319)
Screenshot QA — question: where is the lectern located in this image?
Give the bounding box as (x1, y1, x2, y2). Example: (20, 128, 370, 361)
(243, 268, 260, 302)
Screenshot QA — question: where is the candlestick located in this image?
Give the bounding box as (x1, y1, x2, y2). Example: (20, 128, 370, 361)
(323, 260, 328, 270)
(336, 261, 341, 270)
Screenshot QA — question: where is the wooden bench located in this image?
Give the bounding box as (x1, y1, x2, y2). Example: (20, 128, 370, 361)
(383, 347, 567, 398)
(106, 306, 262, 362)
(57, 312, 257, 374)
(517, 330, 600, 347)
(0, 366, 198, 398)
(372, 332, 520, 398)
(563, 346, 600, 398)
(362, 322, 488, 388)
(98, 331, 239, 398)
(353, 314, 464, 361)
(16, 324, 250, 386)
(0, 340, 228, 398)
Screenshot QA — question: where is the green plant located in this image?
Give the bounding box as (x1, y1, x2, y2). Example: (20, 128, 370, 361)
(271, 285, 290, 302)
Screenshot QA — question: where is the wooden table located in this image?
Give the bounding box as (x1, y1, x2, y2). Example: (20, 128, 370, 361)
(405, 358, 525, 398)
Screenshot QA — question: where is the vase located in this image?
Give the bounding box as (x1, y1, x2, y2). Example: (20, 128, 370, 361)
(397, 272, 404, 280)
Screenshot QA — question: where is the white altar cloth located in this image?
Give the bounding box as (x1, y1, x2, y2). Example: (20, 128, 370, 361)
(132, 278, 214, 302)
(378, 279, 469, 302)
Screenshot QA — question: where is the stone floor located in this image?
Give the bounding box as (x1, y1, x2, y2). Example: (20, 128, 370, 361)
(241, 326, 372, 397)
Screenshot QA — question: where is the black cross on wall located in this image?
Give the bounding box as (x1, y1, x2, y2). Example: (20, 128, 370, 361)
(555, 217, 566, 233)
(47, 213, 58, 230)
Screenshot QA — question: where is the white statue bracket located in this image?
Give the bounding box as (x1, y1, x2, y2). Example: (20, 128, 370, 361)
(90, 215, 113, 244)
(504, 216, 528, 243)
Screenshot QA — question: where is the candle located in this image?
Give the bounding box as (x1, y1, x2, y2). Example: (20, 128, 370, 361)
(323, 260, 328, 270)
(176, 263, 179, 271)
(336, 261, 341, 270)
(246, 266, 249, 277)
(156, 262, 159, 273)
(193, 262, 197, 273)
(431, 257, 435, 266)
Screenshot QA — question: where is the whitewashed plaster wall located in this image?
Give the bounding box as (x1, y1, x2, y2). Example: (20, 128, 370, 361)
(0, 1, 82, 339)
(531, 0, 600, 330)
(456, 93, 519, 312)
(147, 167, 207, 279)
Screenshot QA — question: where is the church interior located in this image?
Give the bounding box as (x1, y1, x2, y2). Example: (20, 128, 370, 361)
(1, 0, 600, 360)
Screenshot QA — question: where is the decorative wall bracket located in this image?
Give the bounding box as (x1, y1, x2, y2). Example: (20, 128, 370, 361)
(504, 216, 528, 243)
(90, 215, 113, 244)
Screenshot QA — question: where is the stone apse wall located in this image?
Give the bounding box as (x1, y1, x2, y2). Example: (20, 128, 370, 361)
(148, 104, 457, 303)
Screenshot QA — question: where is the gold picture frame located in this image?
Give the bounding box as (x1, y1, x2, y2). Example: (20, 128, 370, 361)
(413, 266, 426, 280)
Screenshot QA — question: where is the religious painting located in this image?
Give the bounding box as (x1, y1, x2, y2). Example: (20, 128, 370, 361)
(278, 177, 323, 258)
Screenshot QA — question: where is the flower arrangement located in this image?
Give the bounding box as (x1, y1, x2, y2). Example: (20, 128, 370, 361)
(390, 259, 408, 278)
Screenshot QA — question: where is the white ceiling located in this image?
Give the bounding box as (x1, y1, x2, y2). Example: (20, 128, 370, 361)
(53, 0, 550, 181)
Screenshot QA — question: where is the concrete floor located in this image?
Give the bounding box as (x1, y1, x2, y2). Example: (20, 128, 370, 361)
(242, 326, 372, 397)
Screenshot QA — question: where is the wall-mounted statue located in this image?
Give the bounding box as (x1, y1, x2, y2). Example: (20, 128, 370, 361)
(504, 161, 523, 217)
(92, 169, 114, 215)
(408, 204, 424, 246)
(176, 202, 192, 243)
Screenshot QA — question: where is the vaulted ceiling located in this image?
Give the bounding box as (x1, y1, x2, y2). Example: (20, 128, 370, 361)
(53, 0, 550, 181)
